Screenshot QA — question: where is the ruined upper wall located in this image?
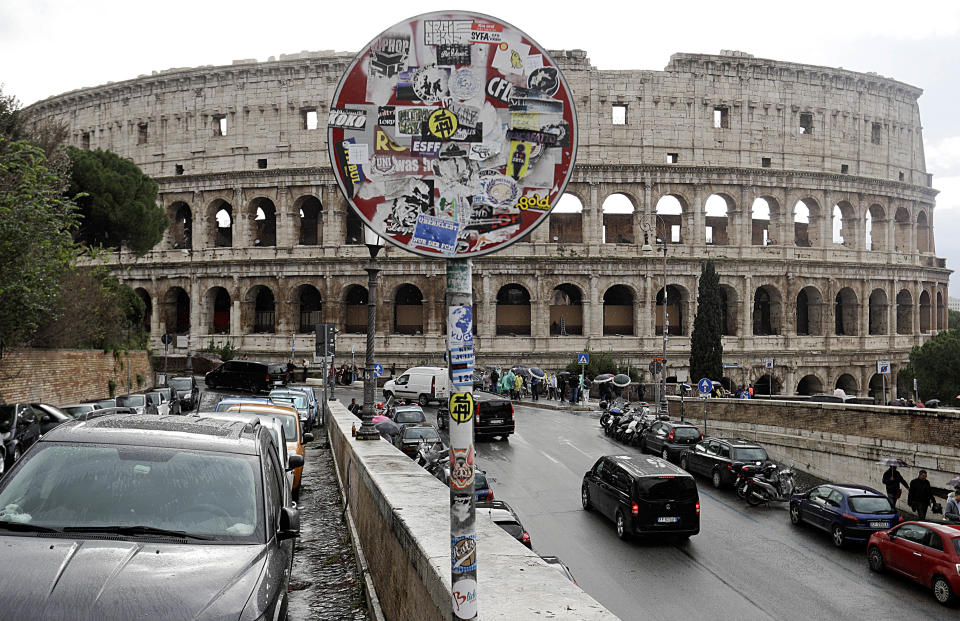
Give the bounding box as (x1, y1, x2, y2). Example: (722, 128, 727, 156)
(26, 49, 930, 187)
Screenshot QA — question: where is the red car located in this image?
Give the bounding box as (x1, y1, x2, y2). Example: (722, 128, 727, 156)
(867, 521, 960, 606)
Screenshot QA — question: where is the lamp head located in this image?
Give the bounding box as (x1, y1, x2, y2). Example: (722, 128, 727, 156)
(641, 232, 653, 253)
(363, 225, 385, 258)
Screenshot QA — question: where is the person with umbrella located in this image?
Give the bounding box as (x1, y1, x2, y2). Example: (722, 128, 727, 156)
(945, 485, 960, 524)
(880, 459, 910, 508)
(530, 367, 545, 402)
(908, 469, 933, 520)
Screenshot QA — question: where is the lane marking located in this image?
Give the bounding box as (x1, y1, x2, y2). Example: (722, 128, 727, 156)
(538, 450, 560, 465)
(560, 439, 594, 459)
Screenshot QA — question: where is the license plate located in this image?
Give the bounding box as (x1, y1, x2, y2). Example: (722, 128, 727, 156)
(489, 419, 503, 424)
(657, 516, 679, 523)
(273, 380, 283, 385)
(869, 521, 890, 529)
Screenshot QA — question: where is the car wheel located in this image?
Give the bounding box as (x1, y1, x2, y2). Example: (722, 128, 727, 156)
(418, 394, 429, 407)
(867, 545, 885, 573)
(933, 575, 956, 606)
(661, 448, 670, 462)
(581, 485, 592, 511)
(831, 524, 846, 548)
(789, 503, 803, 526)
(680, 456, 689, 471)
(711, 469, 722, 489)
(615, 510, 629, 540)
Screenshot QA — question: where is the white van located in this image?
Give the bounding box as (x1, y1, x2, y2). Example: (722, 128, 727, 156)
(383, 366, 449, 405)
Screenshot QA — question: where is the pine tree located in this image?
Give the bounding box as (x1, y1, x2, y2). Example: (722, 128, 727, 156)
(689, 260, 723, 383)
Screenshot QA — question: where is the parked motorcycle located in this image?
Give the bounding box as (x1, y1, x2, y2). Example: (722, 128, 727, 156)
(744, 464, 797, 506)
(733, 461, 768, 499)
(415, 440, 449, 479)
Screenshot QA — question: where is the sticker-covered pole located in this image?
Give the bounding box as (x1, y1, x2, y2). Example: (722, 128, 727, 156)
(446, 258, 477, 621)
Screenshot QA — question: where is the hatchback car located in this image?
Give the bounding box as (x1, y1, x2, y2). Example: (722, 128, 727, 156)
(116, 393, 158, 416)
(146, 391, 170, 416)
(640, 422, 703, 462)
(477, 499, 531, 548)
(391, 405, 427, 428)
(394, 425, 444, 459)
(790, 484, 901, 547)
(680, 437, 771, 489)
(29, 404, 73, 436)
(868, 521, 960, 606)
(269, 389, 311, 430)
(0, 415, 299, 620)
(0, 404, 41, 472)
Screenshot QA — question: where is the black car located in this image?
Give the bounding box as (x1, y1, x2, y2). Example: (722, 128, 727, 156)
(639, 421, 703, 462)
(440, 398, 515, 440)
(395, 425, 443, 459)
(0, 414, 299, 620)
(679, 437, 771, 489)
(582, 454, 700, 540)
(0, 403, 41, 472)
(29, 404, 73, 436)
(205, 360, 288, 393)
(169, 376, 200, 411)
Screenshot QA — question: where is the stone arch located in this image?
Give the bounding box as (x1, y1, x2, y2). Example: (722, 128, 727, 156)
(834, 287, 859, 336)
(868, 373, 888, 403)
(203, 286, 231, 334)
(246, 285, 276, 333)
(601, 193, 635, 244)
(719, 284, 738, 336)
(168, 201, 192, 249)
(208, 199, 233, 248)
(496, 284, 531, 336)
(250, 197, 277, 247)
(550, 283, 583, 335)
(135, 287, 152, 332)
(753, 285, 783, 336)
(832, 200, 857, 247)
(917, 210, 930, 253)
(793, 198, 821, 247)
(753, 374, 782, 396)
(603, 284, 635, 336)
(868, 289, 888, 335)
(796, 285, 824, 336)
(894, 207, 911, 252)
(797, 374, 824, 396)
(654, 194, 687, 244)
(919, 290, 932, 333)
(750, 197, 772, 246)
(550, 193, 583, 243)
(704, 194, 733, 246)
(162, 286, 190, 334)
(394, 283, 424, 335)
(937, 290, 946, 331)
(655, 284, 689, 336)
(896, 289, 913, 334)
(835, 373, 858, 396)
(343, 284, 368, 333)
(866, 204, 886, 251)
(345, 209, 364, 245)
(295, 284, 323, 333)
(295, 195, 323, 246)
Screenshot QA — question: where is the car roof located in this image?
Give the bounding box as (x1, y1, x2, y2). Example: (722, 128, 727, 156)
(40, 414, 262, 454)
(226, 403, 299, 417)
(607, 454, 691, 478)
(909, 522, 960, 537)
(826, 484, 885, 496)
(715, 437, 763, 448)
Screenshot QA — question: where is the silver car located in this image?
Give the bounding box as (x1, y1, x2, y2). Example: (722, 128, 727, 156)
(116, 394, 158, 416)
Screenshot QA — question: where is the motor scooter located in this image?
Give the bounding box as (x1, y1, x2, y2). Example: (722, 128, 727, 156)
(744, 464, 797, 506)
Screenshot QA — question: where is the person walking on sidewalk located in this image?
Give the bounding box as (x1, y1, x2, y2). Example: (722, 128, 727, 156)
(531, 375, 540, 401)
(548, 373, 557, 400)
(908, 470, 933, 520)
(513, 374, 522, 401)
(882, 465, 909, 509)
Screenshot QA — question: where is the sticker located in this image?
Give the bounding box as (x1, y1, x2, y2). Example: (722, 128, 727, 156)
(368, 154, 424, 177)
(468, 142, 500, 161)
(449, 392, 475, 424)
(378, 106, 396, 126)
(486, 76, 516, 105)
(397, 107, 435, 135)
(493, 41, 530, 76)
(451, 535, 477, 573)
(448, 446, 475, 490)
(395, 68, 419, 101)
(412, 214, 460, 254)
(444, 101, 480, 128)
(427, 108, 459, 139)
(505, 140, 533, 180)
(375, 128, 408, 153)
(413, 66, 450, 103)
(346, 142, 369, 167)
(437, 44, 471, 66)
(527, 66, 560, 95)
(451, 495, 472, 522)
(452, 578, 478, 619)
(523, 53, 544, 75)
(506, 128, 558, 145)
(470, 22, 503, 44)
(438, 142, 469, 159)
(412, 139, 442, 158)
(477, 171, 519, 207)
(448, 305, 474, 349)
(449, 346, 475, 366)
(424, 20, 472, 45)
(510, 111, 540, 131)
(517, 193, 550, 211)
(327, 108, 367, 129)
(369, 32, 411, 78)
(450, 68, 481, 100)
(381, 179, 434, 236)
(541, 121, 570, 147)
(333, 139, 364, 198)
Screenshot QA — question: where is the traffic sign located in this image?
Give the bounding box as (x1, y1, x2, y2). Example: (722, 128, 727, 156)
(877, 360, 890, 375)
(722, 362, 739, 369)
(764, 358, 774, 369)
(577, 353, 589, 365)
(698, 378, 713, 395)
(648, 360, 663, 375)
(160, 333, 173, 346)
(374, 363, 383, 378)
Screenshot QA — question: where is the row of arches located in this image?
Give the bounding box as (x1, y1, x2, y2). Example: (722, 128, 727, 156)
(726, 371, 895, 401)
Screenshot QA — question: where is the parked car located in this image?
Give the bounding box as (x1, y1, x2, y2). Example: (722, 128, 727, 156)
(382, 366, 449, 405)
(269, 389, 311, 430)
(477, 500, 531, 548)
(439, 398, 515, 441)
(198, 412, 298, 493)
(679, 437, 770, 489)
(791, 484, 902, 547)
(391, 405, 427, 430)
(868, 521, 960, 606)
(394, 425, 443, 459)
(169, 376, 200, 411)
(205, 360, 288, 393)
(59, 403, 101, 419)
(116, 393, 158, 416)
(153, 386, 182, 416)
(93, 398, 117, 409)
(285, 385, 319, 429)
(639, 421, 703, 462)
(540, 555, 577, 585)
(0, 404, 42, 472)
(73, 407, 138, 420)
(0, 414, 299, 619)
(215, 397, 274, 412)
(581, 454, 700, 540)
(29, 404, 72, 436)
(146, 391, 169, 416)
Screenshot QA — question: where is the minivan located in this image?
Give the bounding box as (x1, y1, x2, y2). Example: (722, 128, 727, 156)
(382, 366, 449, 405)
(205, 360, 288, 393)
(581, 454, 700, 540)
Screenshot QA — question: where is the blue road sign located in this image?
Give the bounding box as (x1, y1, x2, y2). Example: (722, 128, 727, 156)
(722, 362, 739, 369)
(698, 378, 713, 394)
(374, 363, 383, 378)
(577, 353, 589, 365)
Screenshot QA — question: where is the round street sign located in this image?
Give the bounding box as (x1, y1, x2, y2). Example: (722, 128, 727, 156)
(697, 378, 713, 394)
(648, 360, 663, 375)
(328, 11, 578, 258)
(160, 333, 173, 345)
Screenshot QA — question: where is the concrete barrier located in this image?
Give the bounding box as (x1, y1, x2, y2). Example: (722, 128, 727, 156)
(326, 401, 617, 621)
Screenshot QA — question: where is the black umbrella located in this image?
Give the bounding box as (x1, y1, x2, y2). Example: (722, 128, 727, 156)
(876, 458, 909, 467)
(613, 374, 631, 388)
(375, 420, 400, 440)
(511, 365, 531, 378)
(530, 367, 546, 379)
(924, 399, 941, 408)
(557, 371, 572, 378)
(594, 373, 615, 384)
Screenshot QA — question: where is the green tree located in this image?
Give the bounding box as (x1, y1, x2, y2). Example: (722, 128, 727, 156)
(0, 137, 78, 346)
(67, 147, 166, 255)
(948, 309, 960, 330)
(689, 260, 723, 383)
(900, 330, 960, 404)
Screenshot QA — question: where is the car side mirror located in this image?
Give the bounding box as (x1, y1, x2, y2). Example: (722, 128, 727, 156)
(278, 506, 300, 541)
(303, 432, 314, 443)
(287, 454, 304, 470)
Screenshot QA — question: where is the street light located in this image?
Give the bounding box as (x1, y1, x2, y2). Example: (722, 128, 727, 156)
(640, 216, 669, 417)
(356, 225, 384, 441)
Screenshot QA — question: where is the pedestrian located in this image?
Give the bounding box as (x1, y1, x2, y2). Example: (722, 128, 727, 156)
(347, 398, 360, 415)
(514, 374, 522, 400)
(570, 376, 580, 404)
(302, 358, 309, 378)
(286, 360, 295, 383)
(391, 362, 396, 377)
(531, 375, 540, 401)
(945, 487, 960, 524)
(908, 470, 933, 520)
(490, 368, 500, 394)
(548, 373, 556, 400)
(882, 464, 909, 508)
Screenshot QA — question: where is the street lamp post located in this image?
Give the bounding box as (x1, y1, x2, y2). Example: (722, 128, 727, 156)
(641, 216, 669, 416)
(357, 226, 384, 441)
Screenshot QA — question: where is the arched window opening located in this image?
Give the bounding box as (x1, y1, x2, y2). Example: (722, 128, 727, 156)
(865, 210, 873, 251)
(135, 288, 152, 332)
(867, 204, 886, 252)
(868, 289, 888, 335)
(719, 285, 738, 336)
(834, 288, 858, 336)
(297, 196, 323, 246)
(919, 290, 932, 333)
(835, 373, 857, 396)
(796, 286, 823, 336)
(655, 285, 685, 336)
(917, 211, 930, 253)
(164, 287, 190, 335)
(797, 375, 822, 396)
(213, 201, 233, 248)
(751, 198, 771, 246)
(894, 207, 911, 252)
(793, 200, 820, 247)
(251, 287, 275, 333)
(753, 286, 782, 336)
(655, 196, 683, 243)
(704, 195, 730, 245)
(604, 285, 634, 336)
(601, 194, 634, 244)
(754, 374, 782, 396)
(252, 199, 277, 247)
(896, 290, 913, 335)
(550, 284, 583, 335)
(344, 285, 368, 334)
(297, 286, 323, 333)
(937, 291, 945, 331)
(171, 202, 192, 249)
(496, 284, 531, 336)
(550, 193, 583, 244)
(345, 210, 364, 245)
(868, 374, 887, 403)
(211, 287, 231, 334)
(394, 284, 424, 335)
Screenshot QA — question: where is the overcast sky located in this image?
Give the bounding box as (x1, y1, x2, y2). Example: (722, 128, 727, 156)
(3, 0, 959, 286)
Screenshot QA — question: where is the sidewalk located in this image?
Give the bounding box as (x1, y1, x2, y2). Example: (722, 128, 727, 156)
(482, 390, 595, 412)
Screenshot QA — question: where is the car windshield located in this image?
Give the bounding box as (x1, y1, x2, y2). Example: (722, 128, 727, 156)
(117, 395, 145, 407)
(673, 427, 701, 440)
(0, 442, 264, 543)
(636, 476, 698, 501)
(848, 495, 894, 514)
(272, 394, 306, 409)
(954, 538, 960, 556)
(403, 428, 440, 442)
(146, 394, 162, 405)
(0, 405, 15, 432)
(396, 411, 424, 424)
(732, 447, 768, 462)
(169, 378, 192, 390)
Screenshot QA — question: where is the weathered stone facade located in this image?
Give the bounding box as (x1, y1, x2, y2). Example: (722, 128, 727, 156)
(26, 49, 948, 397)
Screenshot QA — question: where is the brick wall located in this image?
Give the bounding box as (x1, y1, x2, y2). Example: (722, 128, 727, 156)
(0, 349, 154, 406)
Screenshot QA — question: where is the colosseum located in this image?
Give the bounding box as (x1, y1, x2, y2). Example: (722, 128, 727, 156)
(26, 49, 948, 399)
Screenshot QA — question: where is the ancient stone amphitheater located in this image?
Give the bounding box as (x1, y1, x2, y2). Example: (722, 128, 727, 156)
(27, 49, 948, 398)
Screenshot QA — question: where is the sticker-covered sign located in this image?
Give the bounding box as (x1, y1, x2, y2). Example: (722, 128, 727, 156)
(329, 11, 578, 259)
